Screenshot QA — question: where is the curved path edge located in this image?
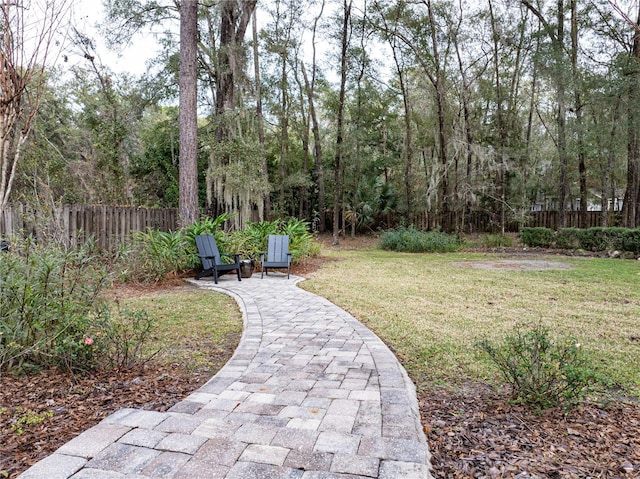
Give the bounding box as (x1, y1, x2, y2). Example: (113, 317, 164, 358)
(19, 275, 433, 479)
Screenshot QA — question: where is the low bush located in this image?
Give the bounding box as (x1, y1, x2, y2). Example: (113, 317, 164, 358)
(379, 227, 463, 253)
(90, 306, 158, 370)
(118, 229, 196, 283)
(520, 227, 554, 248)
(476, 324, 598, 409)
(226, 218, 320, 264)
(579, 227, 626, 252)
(0, 237, 157, 374)
(622, 229, 640, 254)
(522, 226, 640, 254)
(555, 228, 581, 249)
(482, 234, 514, 248)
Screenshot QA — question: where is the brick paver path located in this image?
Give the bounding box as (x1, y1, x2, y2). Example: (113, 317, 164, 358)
(19, 275, 433, 479)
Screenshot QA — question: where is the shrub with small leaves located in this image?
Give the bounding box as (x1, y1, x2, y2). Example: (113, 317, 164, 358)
(578, 227, 626, 252)
(91, 307, 158, 370)
(555, 228, 581, 249)
(520, 227, 554, 248)
(476, 324, 598, 409)
(622, 228, 640, 254)
(0, 237, 109, 373)
(0, 237, 157, 374)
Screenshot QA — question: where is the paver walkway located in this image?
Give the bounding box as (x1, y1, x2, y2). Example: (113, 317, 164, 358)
(19, 274, 433, 479)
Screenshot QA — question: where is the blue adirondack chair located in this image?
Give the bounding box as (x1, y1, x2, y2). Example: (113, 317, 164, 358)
(260, 235, 292, 279)
(195, 234, 241, 284)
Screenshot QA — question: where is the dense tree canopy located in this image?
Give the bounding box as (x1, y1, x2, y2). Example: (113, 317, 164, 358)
(9, 0, 640, 233)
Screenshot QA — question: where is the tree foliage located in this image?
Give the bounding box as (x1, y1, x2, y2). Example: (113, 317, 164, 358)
(8, 0, 640, 235)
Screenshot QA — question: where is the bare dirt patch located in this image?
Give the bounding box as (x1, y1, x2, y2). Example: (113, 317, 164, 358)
(452, 259, 572, 271)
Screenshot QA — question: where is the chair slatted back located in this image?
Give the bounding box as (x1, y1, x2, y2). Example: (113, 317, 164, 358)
(267, 235, 289, 262)
(195, 235, 222, 269)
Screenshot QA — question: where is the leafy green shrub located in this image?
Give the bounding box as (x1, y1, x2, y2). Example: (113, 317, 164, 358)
(482, 234, 514, 248)
(228, 220, 279, 260)
(182, 213, 234, 246)
(0, 237, 157, 374)
(622, 228, 640, 254)
(122, 229, 195, 283)
(520, 227, 554, 248)
(476, 324, 597, 409)
(0, 238, 108, 373)
(281, 218, 317, 261)
(379, 226, 463, 253)
(90, 307, 158, 370)
(579, 227, 625, 251)
(555, 228, 581, 249)
(226, 218, 319, 264)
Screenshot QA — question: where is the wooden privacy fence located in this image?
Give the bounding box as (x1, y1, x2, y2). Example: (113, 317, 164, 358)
(0, 204, 178, 250)
(526, 211, 621, 230)
(412, 210, 622, 233)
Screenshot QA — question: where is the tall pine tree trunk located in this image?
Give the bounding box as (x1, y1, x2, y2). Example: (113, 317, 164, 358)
(623, 6, 640, 227)
(333, 0, 352, 245)
(427, 0, 450, 231)
(178, 0, 198, 227)
(307, 1, 326, 232)
(571, 0, 587, 227)
(252, 8, 269, 220)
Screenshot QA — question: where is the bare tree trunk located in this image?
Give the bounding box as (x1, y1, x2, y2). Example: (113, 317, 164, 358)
(488, 0, 507, 234)
(556, 0, 569, 227)
(252, 8, 269, 221)
(426, 0, 450, 232)
(333, 0, 352, 246)
(178, 0, 199, 227)
(388, 39, 412, 223)
(0, 0, 70, 214)
(623, 5, 640, 227)
(279, 49, 289, 215)
(570, 0, 587, 227)
(351, 0, 368, 238)
(290, 55, 311, 220)
(305, 1, 326, 232)
(522, 0, 569, 228)
(453, 0, 476, 231)
(600, 98, 620, 227)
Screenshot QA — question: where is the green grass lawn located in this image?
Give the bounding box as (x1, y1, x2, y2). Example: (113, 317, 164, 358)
(300, 248, 640, 397)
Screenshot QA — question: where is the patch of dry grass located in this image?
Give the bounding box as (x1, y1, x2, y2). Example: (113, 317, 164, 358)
(115, 285, 243, 373)
(301, 249, 640, 395)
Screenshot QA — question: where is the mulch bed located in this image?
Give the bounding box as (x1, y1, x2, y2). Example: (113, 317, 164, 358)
(0, 365, 211, 478)
(2, 244, 640, 478)
(422, 384, 640, 478)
